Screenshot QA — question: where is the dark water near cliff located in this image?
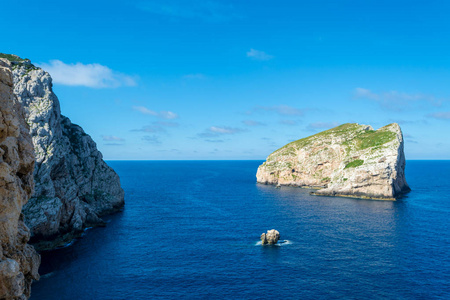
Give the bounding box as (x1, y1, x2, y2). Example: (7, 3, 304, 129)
(31, 160, 450, 299)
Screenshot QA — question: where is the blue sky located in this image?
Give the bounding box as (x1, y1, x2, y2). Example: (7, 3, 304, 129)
(3, 0, 450, 159)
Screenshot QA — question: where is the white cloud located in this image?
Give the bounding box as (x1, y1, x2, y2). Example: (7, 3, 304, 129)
(306, 122, 339, 131)
(37, 60, 137, 88)
(246, 49, 273, 61)
(354, 87, 440, 111)
(133, 106, 179, 119)
(198, 126, 245, 138)
(132, 121, 180, 134)
(142, 135, 161, 144)
(279, 120, 299, 126)
(242, 120, 266, 126)
(205, 139, 225, 143)
(427, 111, 450, 120)
(102, 135, 125, 141)
(210, 126, 241, 134)
(183, 73, 206, 79)
(354, 88, 378, 100)
(308, 122, 339, 129)
(132, 125, 166, 133)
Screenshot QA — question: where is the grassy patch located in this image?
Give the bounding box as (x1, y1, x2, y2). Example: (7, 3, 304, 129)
(355, 129, 396, 150)
(345, 159, 364, 169)
(276, 123, 360, 154)
(265, 123, 398, 166)
(0, 53, 28, 62)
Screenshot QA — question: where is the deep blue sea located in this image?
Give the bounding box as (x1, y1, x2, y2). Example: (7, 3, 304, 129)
(30, 160, 450, 299)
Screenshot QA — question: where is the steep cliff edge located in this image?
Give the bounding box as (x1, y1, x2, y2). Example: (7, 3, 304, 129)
(256, 123, 410, 200)
(0, 58, 40, 299)
(1, 54, 125, 250)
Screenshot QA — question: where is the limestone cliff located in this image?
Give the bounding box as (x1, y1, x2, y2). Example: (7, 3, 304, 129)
(0, 58, 40, 299)
(256, 123, 410, 200)
(0, 54, 125, 250)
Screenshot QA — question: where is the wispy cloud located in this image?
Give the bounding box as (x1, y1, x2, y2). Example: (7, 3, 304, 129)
(102, 135, 125, 141)
(388, 118, 428, 125)
(133, 106, 179, 119)
(183, 73, 206, 79)
(403, 133, 418, 144)
(198, 126, 245, 138)
(249, 105, 304, 116)
(142, 135, 161, 144)
(132, 121, 179, 133)
(279, 120, 299, 126)
(205, 139, 225, 143)
(427, 111, 450, 120)
(156, 149, 180, 153)
(132, 125, 166, 133)
(137, 0, 237, 22)
(37, 60, 137, 88)
(307, 121, 339, 131)
(242, 120, 266, 126)
(104, 143, 124, 146)
(354, 87, 440, 111)
(246, 49, 273, 61)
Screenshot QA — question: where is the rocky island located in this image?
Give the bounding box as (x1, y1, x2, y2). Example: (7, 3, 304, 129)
(261, 229, 280, 245)
(256, 123, 410, 200)
(1, 53, 125, 250)
(0, 58, 40, 299)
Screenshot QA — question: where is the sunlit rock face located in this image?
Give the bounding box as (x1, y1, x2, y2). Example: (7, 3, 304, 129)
(261, 229, 280, 245)
(6, 55, 124, 250)
(0, 58, 40, 299)
(257, 123, 410, 200)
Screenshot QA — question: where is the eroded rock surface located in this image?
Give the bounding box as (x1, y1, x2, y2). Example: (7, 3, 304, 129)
(3, 54, 125, 249)
(0, 58, 40, 299)
(261, 229, 280, 245)
(257, 123, 410, 200)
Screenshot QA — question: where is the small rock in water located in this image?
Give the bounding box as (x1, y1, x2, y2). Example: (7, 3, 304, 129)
(260, 229, 280, 245)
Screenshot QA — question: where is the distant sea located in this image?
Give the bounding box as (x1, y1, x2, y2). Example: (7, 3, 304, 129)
(31, 161, 450, 299)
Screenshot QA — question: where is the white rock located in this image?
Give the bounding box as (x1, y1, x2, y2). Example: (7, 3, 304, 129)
(256, 123, 410, 200)
(261, 229, 280, 245)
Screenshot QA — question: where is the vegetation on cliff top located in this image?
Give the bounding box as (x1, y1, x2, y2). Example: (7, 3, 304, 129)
(0, 53, 28, 62)
(274, 123, 397, 158)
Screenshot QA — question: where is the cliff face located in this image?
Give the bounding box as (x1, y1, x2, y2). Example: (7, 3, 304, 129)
(5, 55, 124, 249)
(256, 123, 410, 200)
(0, 58, 40, 299)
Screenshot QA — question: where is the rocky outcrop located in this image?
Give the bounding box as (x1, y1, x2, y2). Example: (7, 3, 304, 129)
(0, 58, 40, 299)
(1, 54, 125, 250)
(260, 229, 280, 245)
(257, 123, 410, 200)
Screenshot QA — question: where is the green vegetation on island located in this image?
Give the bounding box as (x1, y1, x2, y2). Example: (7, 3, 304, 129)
(344, 159, 364, 169)
(0, 53, 28, 62)
(256, 122, 410, 200)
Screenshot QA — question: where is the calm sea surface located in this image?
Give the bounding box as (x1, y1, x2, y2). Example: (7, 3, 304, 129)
(30, 161, 450, 299)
